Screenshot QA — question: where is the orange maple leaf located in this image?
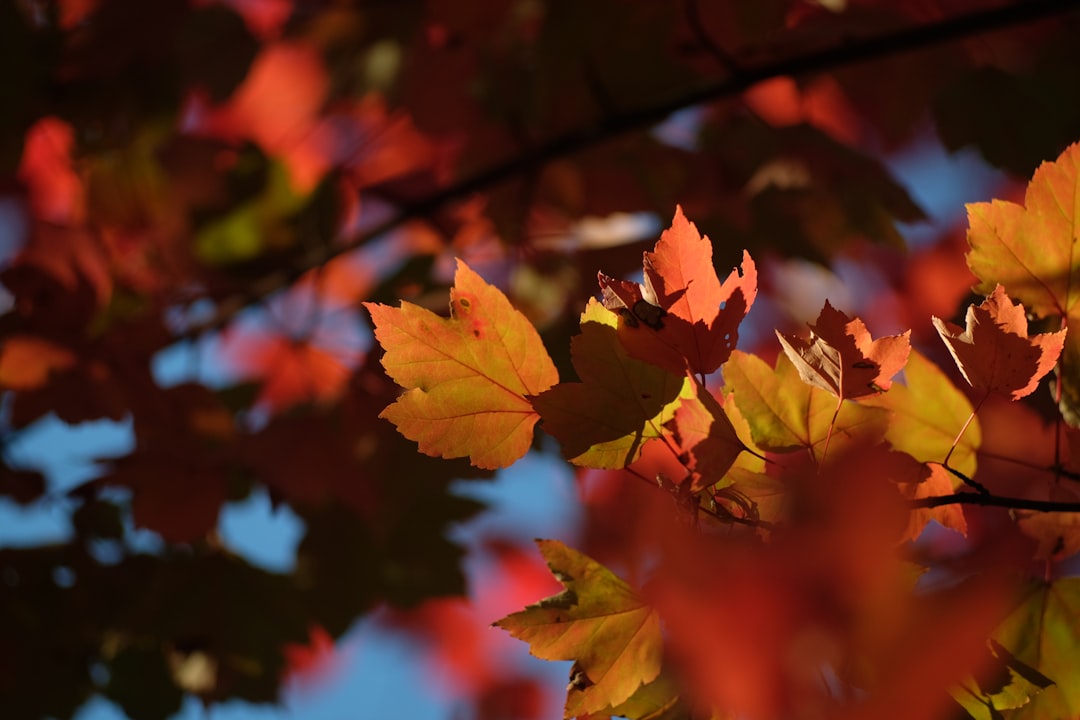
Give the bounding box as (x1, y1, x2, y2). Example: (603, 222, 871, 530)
(364, 260, 558, 470)
(599, 206, 756, 377)
(776, 300, 911, 400)
(900, 462, 968, 543)
(966, 142, 1080, 318)
(933, 284, 1065, 401)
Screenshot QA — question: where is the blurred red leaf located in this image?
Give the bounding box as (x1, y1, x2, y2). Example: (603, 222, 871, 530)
(0, 336, 76, 390)
(282, 625, 339, 690)
(110, 454, 228, 543)
(477, 678, 544, 720)
(18, 117, 83, 224)
(222, 332, 356, 412)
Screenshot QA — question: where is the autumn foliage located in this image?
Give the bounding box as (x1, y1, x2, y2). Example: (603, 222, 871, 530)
(6, 1, 1080, 720)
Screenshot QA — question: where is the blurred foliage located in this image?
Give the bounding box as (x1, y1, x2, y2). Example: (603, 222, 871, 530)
(2, 0, 1080, 718)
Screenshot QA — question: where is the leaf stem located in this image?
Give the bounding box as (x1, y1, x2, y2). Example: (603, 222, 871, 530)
(938, 463, 990, 496)
(1053, 314, 1067, 484)
(817, 395, 844, 470)
(943, 391, 987, 468)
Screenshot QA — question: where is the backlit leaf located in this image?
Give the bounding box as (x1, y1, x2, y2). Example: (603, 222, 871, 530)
(533, 299, 690, 469)
(364, 260, 558, 470)
(992, 578, 1080, 719)
(900, 463, 968, 543)
(933, 285, 1065, 401)
(494, 539, 663, 718)
(600, 206, 756, 377)
(966, 142, 1080, 318)
(776, 299, 910, 400)
(863, 349, 981, 477)
(723, 350, 889, 458)
(667, 382, 746, 492)
(951, 638, 1053, 720)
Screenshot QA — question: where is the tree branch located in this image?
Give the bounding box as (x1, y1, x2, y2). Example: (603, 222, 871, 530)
(912, 493, 1080, 512)
(184, 0, 1080, 337)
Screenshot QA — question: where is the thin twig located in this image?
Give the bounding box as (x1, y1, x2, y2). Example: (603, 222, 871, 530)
(911, 493, 1080, 512)
(182, 0, 1080, 338)
(944, 392, 987, 467)
(939, 463, 990, 496)
(977, 449, 1080, 483)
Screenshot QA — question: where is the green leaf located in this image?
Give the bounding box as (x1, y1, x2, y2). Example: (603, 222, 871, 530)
(991, 578, 1080, 719)
(533, 299, 691, 468)
(863, 349, 981, 477)
(494, 539, 663, 718)
(723, 350, 889, 457)
(195, 160, 308, 265)
(600, 670, 685, 720)
(951, 639, 1053, 720)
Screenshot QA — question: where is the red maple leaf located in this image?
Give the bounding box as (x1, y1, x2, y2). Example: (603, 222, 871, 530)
(933, 284, 1065, 401)
(776, 300, 911, 400)
(599, 206, 756, 377)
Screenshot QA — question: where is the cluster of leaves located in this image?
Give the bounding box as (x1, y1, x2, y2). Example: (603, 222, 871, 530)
(372, 141, 1080, 718)
(4, 1, 1080, 719)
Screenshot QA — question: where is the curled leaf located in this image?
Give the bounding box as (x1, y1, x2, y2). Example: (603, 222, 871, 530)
(776, 300, 911, 400)
(600, 206, 756, 376)
(932, 284, 1065, 401)
(723, 350, 890, 457)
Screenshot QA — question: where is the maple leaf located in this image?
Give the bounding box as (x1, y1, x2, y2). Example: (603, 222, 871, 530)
(1015, 499, 1080, 563)
(951, 639, 1054, 720)
(899, 462, 968, 543)
(992, 578, 1080, 719)
(532, 299, 691, 469)
(600, 206, 756, 377)
(493, 539, 663, 718)
(863, 349, 982, 477)
(932, 284, 1065, 401)
(364, 260, 558, 470)
(776, 300, 911, 400)
(723, 350, 890, 457)
(667, 382, 746, 492)
(966, 142, 1080, 318)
